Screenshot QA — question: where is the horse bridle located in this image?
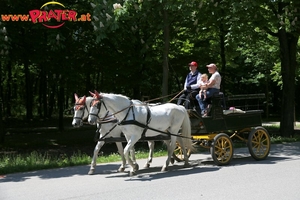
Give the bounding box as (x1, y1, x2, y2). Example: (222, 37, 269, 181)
(73, 98, 89, 122)
(89, 98, 117, 124)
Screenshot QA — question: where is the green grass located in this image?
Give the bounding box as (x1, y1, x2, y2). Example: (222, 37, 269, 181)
(1, 121, 300, 175)
(0, 148, 168, 175)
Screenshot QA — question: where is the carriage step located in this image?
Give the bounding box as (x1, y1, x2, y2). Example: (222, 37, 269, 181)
(98, 135, 171, 142)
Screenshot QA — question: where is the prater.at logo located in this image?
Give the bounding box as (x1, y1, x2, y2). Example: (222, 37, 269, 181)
(1, 1, 91, 29)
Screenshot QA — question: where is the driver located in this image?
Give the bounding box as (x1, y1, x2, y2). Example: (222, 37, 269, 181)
(177, 61, 202, 109)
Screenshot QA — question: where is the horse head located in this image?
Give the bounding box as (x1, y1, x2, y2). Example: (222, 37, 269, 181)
(88, 90, 109, 125)
(72, 93, 88, 127)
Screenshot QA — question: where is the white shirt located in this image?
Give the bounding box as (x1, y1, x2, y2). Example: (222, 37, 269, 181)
(209, 71, 221, 89)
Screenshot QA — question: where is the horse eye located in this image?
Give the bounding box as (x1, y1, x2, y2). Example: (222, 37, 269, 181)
(79, 106, 84, 110)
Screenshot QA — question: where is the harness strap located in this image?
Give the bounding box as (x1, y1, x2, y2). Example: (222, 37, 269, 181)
(141, 105, 152, 137)
(98, 118, 118, 124)
(118, 102, 152, 137)
(94, 122, 119, 142)
(119, 120, 192, 139)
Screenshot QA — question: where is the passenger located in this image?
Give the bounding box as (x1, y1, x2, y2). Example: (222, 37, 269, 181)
(198, 73, 209, 100)
(196, 63, 221, 116)
(177, 61, 201, 109)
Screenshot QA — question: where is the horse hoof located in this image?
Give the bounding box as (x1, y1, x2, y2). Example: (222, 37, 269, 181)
(129, 171, 137, 176)
(118, 167, 125, 172)
(184, 163, 191, 167)
(133, 163, 139, 171)
(161, 167, 168, 172)
(144, 163, 150, 169)
(170, 157, 175, 164)
(88, 169, 94, 175)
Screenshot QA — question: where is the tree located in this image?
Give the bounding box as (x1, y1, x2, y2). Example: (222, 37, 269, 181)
(227, 0, 300, 137)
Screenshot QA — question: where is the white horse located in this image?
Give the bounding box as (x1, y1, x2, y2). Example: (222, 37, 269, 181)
(72, 94, 135, 174)
(88, 90, 194, 176)
(72, 93, 155, 175)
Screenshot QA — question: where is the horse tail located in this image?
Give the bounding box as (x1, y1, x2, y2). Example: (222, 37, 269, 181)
(181, 109, 195, 152)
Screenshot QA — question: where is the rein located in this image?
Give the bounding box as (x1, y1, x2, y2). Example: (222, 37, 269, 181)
(168, 89, 185, 103)
(144, 90, 184, 103)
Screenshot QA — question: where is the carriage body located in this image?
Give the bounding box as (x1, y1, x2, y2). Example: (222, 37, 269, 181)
(173, 93, 271, 166)
(189, 110, 263, 134)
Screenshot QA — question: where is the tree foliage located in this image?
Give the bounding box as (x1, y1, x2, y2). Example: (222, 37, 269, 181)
(0, 0, 299, 137)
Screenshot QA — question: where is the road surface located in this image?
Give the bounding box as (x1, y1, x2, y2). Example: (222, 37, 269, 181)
(1, 142, 300, 200)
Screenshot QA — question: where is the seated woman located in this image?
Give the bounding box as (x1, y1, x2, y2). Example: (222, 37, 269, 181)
(196, 63, 221, 116)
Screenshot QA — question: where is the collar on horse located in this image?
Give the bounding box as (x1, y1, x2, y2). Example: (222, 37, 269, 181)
(118, 101, 152, 137)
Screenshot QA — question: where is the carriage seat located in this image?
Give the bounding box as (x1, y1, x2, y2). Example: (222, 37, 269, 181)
(206, 92, 226, 119)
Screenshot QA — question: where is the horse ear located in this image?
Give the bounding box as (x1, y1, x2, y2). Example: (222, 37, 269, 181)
(82, 96, 86, 102)
(94, 90, 101, 98)
(74, 93, 79, 101)
(89, 91, 95, 97)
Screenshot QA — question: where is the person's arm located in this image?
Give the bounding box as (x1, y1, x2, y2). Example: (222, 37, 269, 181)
(183, 77, 188, 90)
(205, 79, 216, 88)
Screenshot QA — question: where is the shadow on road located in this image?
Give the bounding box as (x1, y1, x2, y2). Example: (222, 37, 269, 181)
(0, 164, 121, 183)
(1, 143, 299, 183)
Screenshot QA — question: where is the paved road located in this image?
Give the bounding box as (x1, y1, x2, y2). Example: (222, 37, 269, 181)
(1, 142, 300, 200)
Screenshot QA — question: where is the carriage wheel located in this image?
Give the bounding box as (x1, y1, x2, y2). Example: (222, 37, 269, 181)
(211, 133, 233, 166)
(172, 141, 193, 162)
(247, 126, 270, 160)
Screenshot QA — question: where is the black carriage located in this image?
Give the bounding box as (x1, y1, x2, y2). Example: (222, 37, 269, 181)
(173, 93, 270, 165)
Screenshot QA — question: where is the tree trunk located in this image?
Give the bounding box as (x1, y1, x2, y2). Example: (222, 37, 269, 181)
(85, 70, 91, 93)
(48, 83, 55, 118)
(219, 23, 226, 92)
(58, 75, 64, 131)
(0, 99, 4, 143)
(278, 30, 298, 137)
(6, 61, 12, 116)
(162, 7, 170, 98)
(24, 59, 33, 119)
(38, 64, 48, 118)
(42, 70, 48, 118)
(0, 61, 4, 143)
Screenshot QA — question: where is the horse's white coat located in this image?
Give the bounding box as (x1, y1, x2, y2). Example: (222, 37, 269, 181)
(88, 92, 194, 175)
(72, 94, 154, 175)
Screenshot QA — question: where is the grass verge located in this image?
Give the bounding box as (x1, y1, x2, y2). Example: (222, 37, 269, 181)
(1, 125, 300, 176)
(0, 148, 167, 175)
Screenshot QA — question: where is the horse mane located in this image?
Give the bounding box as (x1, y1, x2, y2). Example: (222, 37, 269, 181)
(103, 93, 131, 100)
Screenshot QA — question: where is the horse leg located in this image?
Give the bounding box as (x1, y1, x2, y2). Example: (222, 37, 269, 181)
(144, 141, 155, 169)
(129, 146, 136, 164)
(124, 136, 140, 176)
(88, 140, 105, 175)
(177, 137, 190, 167)
(115, 142, 127, 172)
(161, 138, 176, 172)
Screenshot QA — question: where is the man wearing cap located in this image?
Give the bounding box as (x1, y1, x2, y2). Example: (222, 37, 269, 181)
(177, 61, 202, 109)
(196, 63, 221, 116)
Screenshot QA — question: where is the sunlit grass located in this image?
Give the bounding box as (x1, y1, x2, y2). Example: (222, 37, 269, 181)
(1, 125, 300, 175)
(0, 149, 169, 175)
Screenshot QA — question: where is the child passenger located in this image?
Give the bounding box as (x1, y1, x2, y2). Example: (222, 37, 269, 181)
(199, 73, 209, 100)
